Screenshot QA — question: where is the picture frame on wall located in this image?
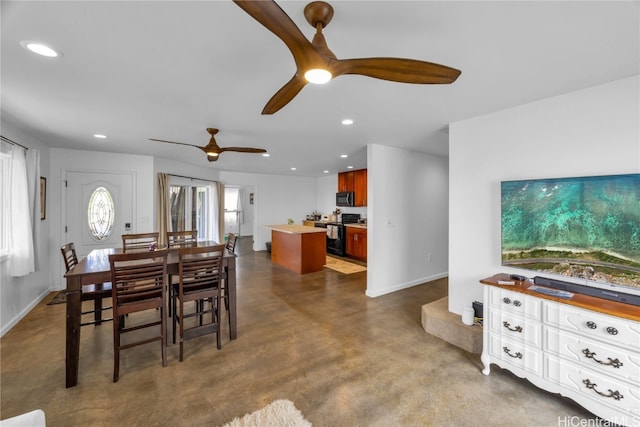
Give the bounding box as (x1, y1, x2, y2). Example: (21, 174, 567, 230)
(40, 177, 46, 220)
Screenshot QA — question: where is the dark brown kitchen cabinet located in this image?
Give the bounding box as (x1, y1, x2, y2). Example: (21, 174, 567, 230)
(338, 168, 367, 206)
(345, 226, 367, 262)
(338, 171, 354, 192)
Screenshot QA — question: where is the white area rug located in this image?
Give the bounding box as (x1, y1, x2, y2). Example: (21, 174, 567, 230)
(222, 399, 311, 427)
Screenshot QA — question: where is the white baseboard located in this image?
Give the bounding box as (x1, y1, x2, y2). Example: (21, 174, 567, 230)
(0, 288, 50, 338)
(365, 272, 448, 298)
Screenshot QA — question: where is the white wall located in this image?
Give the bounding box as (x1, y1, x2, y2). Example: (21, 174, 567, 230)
(220, 171, 318, 251)
(449, 75, 640, 315)
(367, 144, 449, 297)
(49, 148, 155, 290)
(0, 122, 51, 336)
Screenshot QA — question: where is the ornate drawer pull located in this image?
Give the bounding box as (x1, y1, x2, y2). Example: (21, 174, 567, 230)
(606, 327, 618, 335)
(586, 321, 597, 329)
(502, 346, 522, 359)
(502, 321, 523, 333)
(501, 297, 521, 307)
(582, 349, 623, 368)
(582, 379, 624, 400)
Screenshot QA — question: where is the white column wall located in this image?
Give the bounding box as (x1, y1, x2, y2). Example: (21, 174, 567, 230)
(366, 144, 449, 297)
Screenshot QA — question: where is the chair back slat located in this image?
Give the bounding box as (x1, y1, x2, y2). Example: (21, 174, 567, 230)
(167, 230, 198, 248)
(109, 250, 167, 305)
(178, 245, 224, 295)
(122, 232, 160, 252)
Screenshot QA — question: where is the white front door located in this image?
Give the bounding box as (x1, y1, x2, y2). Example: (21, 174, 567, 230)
(65, 171, 134, 258)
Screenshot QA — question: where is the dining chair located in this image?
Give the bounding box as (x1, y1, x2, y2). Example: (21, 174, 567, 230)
(225, 233, 238, 254)
(167, 230, 198, 248)
(171, 244, 225, 361)
(166, 230, 198, 317)
(60, 242, 113, 326)
(122, 232, 160, 252)
(109, 249, 168, 382)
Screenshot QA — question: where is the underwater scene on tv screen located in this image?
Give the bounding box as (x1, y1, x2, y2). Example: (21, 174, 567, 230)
(501, 173, 640, 290)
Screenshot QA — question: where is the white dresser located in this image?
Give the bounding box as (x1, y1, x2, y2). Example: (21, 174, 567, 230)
(480, 274, 640, 427)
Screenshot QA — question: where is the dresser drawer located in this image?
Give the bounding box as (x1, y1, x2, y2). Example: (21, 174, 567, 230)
(544, 327, 640, 383)
(488, 334, 542, 376)
(545, 354, 640, 421)
(490, 287, 541, 320)
(489, 310, 542, 347)
(544, 301, 640, 351)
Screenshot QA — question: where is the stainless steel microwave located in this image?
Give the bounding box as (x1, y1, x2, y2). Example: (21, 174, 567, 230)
(336, 191, 354, 207)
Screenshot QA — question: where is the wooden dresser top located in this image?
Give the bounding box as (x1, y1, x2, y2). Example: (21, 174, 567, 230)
(481, 273, 640, 322)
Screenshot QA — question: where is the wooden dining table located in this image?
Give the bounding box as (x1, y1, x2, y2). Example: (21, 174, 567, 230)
(64, 242, 237, 388)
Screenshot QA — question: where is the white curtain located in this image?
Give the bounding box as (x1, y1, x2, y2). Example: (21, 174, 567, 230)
(237, 188, 245, 224)
(26, 149, 41, 269)
(9, 146, 35, 276)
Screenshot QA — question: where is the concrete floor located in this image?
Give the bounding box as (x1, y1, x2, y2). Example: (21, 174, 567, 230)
(1, 237, 596, 426)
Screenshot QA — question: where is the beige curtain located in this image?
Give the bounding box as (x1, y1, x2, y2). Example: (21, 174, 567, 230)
(156, 173, 170, 247)
(217, 182, 225, 243)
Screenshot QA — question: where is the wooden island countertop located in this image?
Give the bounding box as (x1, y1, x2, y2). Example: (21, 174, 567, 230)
(265, 224, 327, 234)
(266, 224, 327, 274)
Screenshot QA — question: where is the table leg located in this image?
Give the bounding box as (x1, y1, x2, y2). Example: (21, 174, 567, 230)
(226, 258, 237, 340)
(65, 276, 82, 388)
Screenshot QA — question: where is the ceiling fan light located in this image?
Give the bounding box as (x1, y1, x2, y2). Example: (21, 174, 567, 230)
(206, 151, 219, 157)
(304, 68, 332, 84)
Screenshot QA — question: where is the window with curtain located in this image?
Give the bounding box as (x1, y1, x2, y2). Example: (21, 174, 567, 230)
(224, 186, 243, 235)
(169, 177, 218, 242)
(0, 138, 38, 275)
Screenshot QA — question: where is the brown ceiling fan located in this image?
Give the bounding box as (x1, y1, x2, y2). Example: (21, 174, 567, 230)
(150, 128, 267, 162)
(233, 0, 461, 114)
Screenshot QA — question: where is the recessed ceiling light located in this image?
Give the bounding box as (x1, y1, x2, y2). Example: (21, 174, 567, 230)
(20, 41, 62, 58)
(341, 119, 354, 125)
(323, 170, 329, 174)
(347, 166, 354, 169)
(290, 167, 297, 171)
(262, 153, 270, 157)
(93, 134, 107, 139)
(340, 154, 348, 158)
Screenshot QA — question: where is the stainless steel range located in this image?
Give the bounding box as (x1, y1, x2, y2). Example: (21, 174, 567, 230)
(315, 213, 360, 256)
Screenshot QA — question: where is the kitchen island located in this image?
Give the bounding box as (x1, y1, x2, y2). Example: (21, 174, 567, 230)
(266, 224, 327, 274)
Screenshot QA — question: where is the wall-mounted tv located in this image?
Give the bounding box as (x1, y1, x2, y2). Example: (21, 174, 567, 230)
(501, 173, 640, 294)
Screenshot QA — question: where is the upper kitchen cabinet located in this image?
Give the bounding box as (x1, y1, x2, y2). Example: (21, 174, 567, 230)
(338, 171, 354, 192)
(338, 169, 367, 206)
(353, 169, 367, 206)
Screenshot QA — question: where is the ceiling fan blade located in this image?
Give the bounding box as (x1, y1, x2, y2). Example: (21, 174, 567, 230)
(219, 147, 267, 154)
(262, 74, 308, 114)
(149, 138, 203, 149)
(330, 57, 461, 84)
(233, 0, 325, 70)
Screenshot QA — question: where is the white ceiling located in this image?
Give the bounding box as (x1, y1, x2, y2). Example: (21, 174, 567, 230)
(2, 1, 638, 177)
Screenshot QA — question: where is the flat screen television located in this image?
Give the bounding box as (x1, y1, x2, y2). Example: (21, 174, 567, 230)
(501, 173, 640, 295)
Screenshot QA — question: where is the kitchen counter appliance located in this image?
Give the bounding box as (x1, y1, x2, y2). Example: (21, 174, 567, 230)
(315, 213, 361, 256)
(336, 191, 354, 207)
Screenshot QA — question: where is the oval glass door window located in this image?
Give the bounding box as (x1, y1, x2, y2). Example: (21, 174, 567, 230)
(87, 186, 115, 240)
